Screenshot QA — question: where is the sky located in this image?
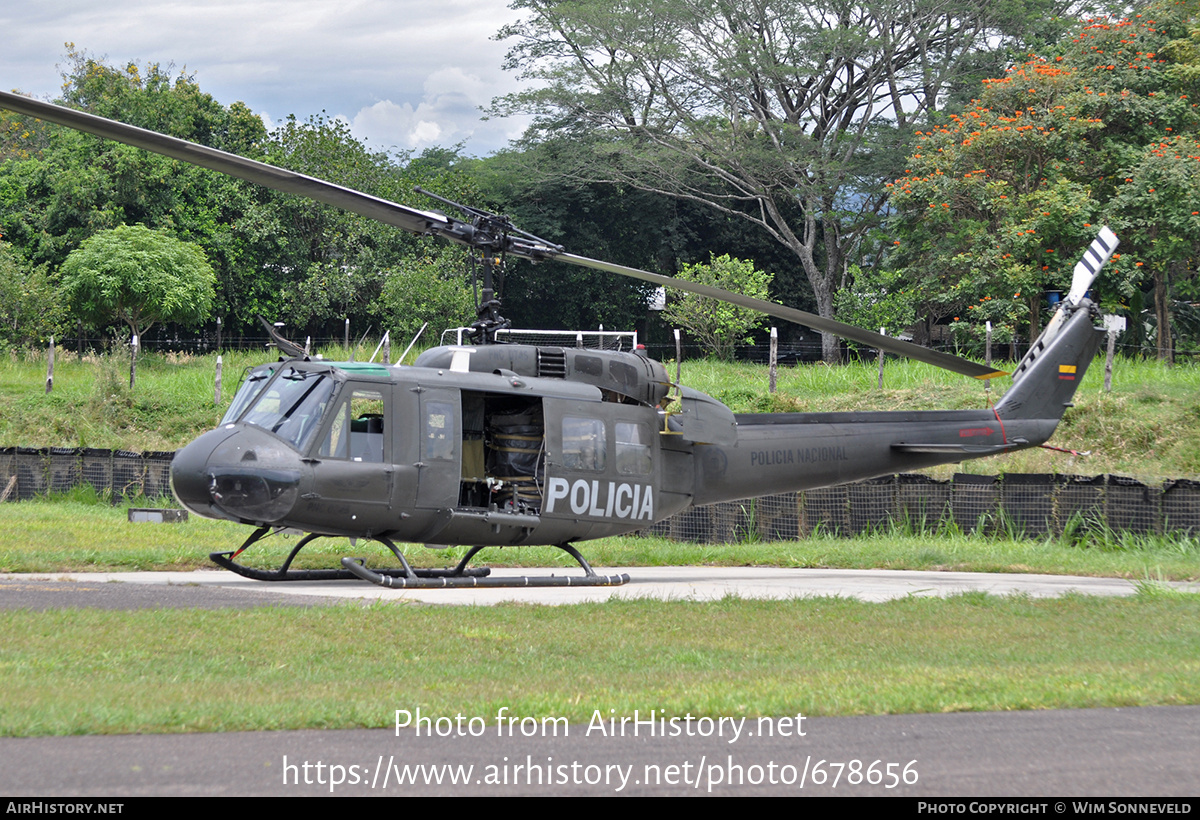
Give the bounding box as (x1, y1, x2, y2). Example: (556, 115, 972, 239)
(1, 0, 535, 158)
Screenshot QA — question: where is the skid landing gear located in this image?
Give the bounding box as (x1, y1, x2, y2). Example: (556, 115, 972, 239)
(209, 527, 490, 583)
(341, 541, 630, 588)
(210, 528, 629, 588)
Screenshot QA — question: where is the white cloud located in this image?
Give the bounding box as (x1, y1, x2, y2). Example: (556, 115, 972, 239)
(350, 65, 529, 155)
(1, 0, 533, 155)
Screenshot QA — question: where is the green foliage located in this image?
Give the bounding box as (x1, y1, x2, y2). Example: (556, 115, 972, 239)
(465, 142, 665, 331)
(833, 266, 918, 343)
(495, 0, 1062, 360)
(373, 248, 476, 343)
(59, 224, 215, 341)
(1, 50, 486, 340)
(258, 120, 484, 335)
(888, 0, 1200, 355)
(662, 255, 773, 360)
(0, 242, 65, 349)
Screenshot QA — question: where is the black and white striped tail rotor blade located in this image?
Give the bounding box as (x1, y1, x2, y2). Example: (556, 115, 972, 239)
(1066, 227, 1119, 305)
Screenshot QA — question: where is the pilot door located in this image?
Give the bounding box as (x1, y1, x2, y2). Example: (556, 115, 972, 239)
(306, 382, 394, 520)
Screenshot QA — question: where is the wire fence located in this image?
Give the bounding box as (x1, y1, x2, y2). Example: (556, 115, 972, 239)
(639, 472, 1200, 542)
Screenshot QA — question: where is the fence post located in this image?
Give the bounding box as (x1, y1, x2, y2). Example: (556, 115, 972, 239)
(129, 335, 139, 390)
(45, 337, 54, 394)
(768, 327, 778, 394)
(674, 328, 682, 388)
(1102, 315, 1125, 393)
(877, 327, 885, 389)
(214, 355, 223, 405)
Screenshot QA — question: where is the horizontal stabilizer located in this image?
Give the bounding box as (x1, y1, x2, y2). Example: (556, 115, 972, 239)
(891, 442, 1022, 455)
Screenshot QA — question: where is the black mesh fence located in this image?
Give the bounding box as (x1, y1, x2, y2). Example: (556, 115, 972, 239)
(80, 448, 113, 495)
(48, 447, 81, 494)
(0, 449, 174, 502)
(1162, 479, 1200, 535)
(642, 472, 1200, 543)
(15, 447, 48, 500)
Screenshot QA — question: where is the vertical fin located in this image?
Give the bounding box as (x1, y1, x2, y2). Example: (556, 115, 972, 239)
(994, 307, 1103, 420)
(1011, 228, 1119, 383)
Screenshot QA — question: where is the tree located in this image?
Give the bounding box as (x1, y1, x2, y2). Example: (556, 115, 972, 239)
(662, 254, 773, 359)
(1, 54, 483, 339)
(1110, 133, 1200, 361)
(886, 59, 1105, 350)
(373, 248, 477, 346)
(0, 242, 64, 349)
(255, 120, 483, 338)
(60, 224, 215, 384)
(886, 0, 1200, 358)
(0, 49, 267, 336)
(494, 0, 1061, 361)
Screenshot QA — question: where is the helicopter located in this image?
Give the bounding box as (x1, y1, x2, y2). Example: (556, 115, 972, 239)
(0, 88, 1118, 588)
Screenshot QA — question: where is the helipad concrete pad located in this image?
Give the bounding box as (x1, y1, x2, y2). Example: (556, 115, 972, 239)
(6, 567, 1196, 606)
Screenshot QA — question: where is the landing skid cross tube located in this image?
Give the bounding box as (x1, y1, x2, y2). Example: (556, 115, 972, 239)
(341, 542, 631, 589)
(209, 528, 490, 583)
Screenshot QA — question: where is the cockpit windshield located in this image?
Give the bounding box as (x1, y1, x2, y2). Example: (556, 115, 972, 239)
(237, 367, 337, 451)
(220, 367, 275, 425)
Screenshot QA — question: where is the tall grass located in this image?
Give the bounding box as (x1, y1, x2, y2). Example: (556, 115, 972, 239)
(2, 345, 1199, 476)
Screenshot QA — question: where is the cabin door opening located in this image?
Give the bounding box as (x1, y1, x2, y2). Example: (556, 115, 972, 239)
(460, 391, 545, 513)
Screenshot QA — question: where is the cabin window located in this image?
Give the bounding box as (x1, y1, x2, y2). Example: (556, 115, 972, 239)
(320, 388, 386, 462)
(561, 416, 606, 471)
(221, 367, 275, 425)
(423, 400, 456, 461)
(615, 422, 652, 476)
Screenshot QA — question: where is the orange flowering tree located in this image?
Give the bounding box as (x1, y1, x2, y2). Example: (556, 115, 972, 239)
(887, 0, 1200, 357)
(1110, 132, 1200, 359)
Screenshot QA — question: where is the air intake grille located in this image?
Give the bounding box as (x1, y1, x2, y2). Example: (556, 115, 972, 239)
(537, 348, 567, 378)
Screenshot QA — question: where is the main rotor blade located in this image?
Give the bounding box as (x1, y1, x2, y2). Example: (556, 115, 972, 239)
(559, 253, 1008, 380)
(0, 88, 1004, 379)
(0, 89, 453, 238)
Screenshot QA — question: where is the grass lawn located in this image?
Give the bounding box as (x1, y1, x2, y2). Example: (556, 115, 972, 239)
(2, 593, 1197, 736)
(0, 349, 1197, 737)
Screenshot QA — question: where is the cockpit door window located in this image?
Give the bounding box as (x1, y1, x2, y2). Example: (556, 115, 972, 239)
(319, 388, 387, 462)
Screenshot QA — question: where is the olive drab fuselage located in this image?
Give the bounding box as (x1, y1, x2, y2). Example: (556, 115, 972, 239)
(170, 300, 1105, 550)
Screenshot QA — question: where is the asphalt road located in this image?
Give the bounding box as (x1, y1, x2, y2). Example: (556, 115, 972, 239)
(1, 707, 1196, 796)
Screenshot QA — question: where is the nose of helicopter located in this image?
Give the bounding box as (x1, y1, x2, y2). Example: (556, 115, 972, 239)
(171, 425, 305, 524)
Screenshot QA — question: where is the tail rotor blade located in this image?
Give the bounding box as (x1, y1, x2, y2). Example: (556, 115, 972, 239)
(1066, 226, 1119, 305)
